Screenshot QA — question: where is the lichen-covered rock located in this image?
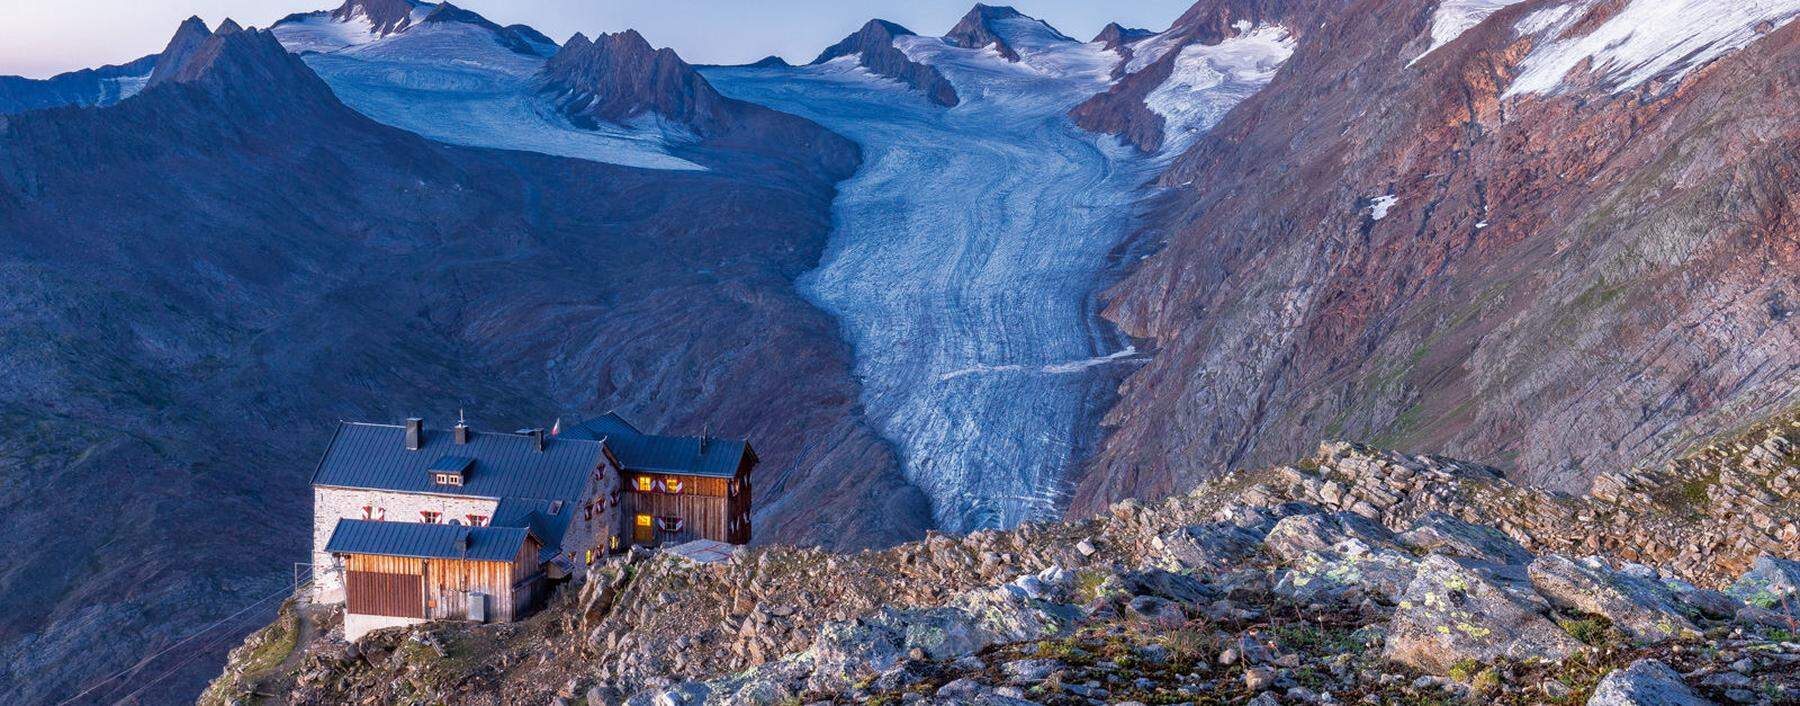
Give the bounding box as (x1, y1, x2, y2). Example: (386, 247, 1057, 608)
(1156, 522, 1269, 572)
(1267, 512, 1419, 602)
(1586, 659, 1714, 706)
(1528, 555, 1701, 643)
(1726, 555, 1800, 614)
(1386, 555, 1583, 673)
(1400, 512, 1535, 565)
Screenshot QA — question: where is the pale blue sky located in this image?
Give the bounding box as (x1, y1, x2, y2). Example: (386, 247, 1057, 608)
(0, 0, 1197, 78)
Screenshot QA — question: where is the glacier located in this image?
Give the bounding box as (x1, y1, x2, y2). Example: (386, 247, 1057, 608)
(704, 36, 1158, 533)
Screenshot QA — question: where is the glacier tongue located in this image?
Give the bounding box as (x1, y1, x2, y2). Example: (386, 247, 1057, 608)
(706, 43, 1153, 532)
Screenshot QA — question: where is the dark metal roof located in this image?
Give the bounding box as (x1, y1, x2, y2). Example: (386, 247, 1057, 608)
(427, 455, 473, 473)
(576, 412, 643, 437)
(325, 518, 531, 562)
(563, 414, 754, 478)
(492, 497, 574, 550)
(311, 422, 603, 501)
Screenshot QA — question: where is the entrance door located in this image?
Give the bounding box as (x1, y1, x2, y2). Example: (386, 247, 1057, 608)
(633, 513, 654, 544)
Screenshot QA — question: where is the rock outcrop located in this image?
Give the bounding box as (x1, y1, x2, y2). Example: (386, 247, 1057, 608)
(811, 19, 960, 107)
(207, 419, 1800, 705)
(328, 0, 420, 36)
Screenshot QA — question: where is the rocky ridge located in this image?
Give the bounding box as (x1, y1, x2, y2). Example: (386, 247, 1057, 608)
(206, 410, 1800, 704)
(810, 20, 960, 108)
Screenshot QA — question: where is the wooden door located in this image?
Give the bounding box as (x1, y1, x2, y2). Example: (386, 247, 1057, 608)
(632, 513, 654, 544)
(346, 570, 424, 618)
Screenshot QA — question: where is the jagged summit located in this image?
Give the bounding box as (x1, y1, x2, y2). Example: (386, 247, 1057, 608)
(329, 0, 423, 36)
(146, 15, 215, 85)
(1092, 22, 1154, 50)
(137, 17, 341, 113)
(943, 3, 1073, 61)
(811, 19, 959, 107)
(540, 29, 731, 135)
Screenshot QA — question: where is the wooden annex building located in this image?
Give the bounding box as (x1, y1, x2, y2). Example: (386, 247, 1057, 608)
(310, 412, 758, 639)
(564, 413, 756, 547)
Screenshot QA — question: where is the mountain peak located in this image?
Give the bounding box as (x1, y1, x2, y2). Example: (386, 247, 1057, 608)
(810, 18, 958, 107)
(138, 18, 339, 114)
(146, 16, 215, 85)
(1092, 22, 1153, 50)
(540, 29, 730, 135)
(943, 3, 1070, 62)
(330, 0, 422, 36)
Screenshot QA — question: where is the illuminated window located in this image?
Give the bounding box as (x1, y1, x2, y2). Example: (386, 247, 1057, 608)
(635, 514, 653, 528)
(634, 476, 654, 492)
(664, 477, 684, 494)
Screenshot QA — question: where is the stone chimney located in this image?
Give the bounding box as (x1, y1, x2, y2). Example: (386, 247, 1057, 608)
(454, 419, 470, 445)
(530, 428, 545, 452)
(405, 417, 423, 451)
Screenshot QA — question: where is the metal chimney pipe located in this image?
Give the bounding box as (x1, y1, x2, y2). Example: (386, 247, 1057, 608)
(405, 418, 424, 451)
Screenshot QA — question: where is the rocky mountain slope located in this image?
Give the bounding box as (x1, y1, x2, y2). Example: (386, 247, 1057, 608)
(1075, 0, 1800, 513)
(204, 407, 1800, 704)
(0, 14, 914, 705)
(809, 20, 960, 108)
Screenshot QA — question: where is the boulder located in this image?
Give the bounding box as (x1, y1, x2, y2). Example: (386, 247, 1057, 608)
(1400, 512, 1535, 565)
(1528, 555, 1701, 643)
(1156, 522, 1267, 572)
(1586, 659, 1715, 705)
(1386, 555, 1584, 673)
(1265, 512, 1405, 556)
(1117, 568, 1214, 604)
(1267, 513, 1420, 602)
(1726, 556, 1800, 616)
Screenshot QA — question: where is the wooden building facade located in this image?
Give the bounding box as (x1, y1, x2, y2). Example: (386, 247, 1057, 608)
(326, 518, 554, 636)
(617, 458, 753, 547)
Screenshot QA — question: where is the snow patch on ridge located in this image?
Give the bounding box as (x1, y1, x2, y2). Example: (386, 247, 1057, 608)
(1122, 31, 1185, 74)
(1145, 26, 1295, 153)
(1412, 0, 1528, 64)
(1505, 0, 1800, 97)
(1369, 195, 1399, 220)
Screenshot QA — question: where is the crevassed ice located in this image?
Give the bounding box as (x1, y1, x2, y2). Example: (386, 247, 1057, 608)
(704, 27, 1153, 532)
(1145, 26, 1295, 154)
(1505, 0, 1800, 97)
(1411, 0, 1529, 64)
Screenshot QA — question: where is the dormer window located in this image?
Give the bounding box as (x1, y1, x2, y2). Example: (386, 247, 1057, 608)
(466, 514, 488, 527)
(420, 511, 442, 524)
(427, 456, 473, 487)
